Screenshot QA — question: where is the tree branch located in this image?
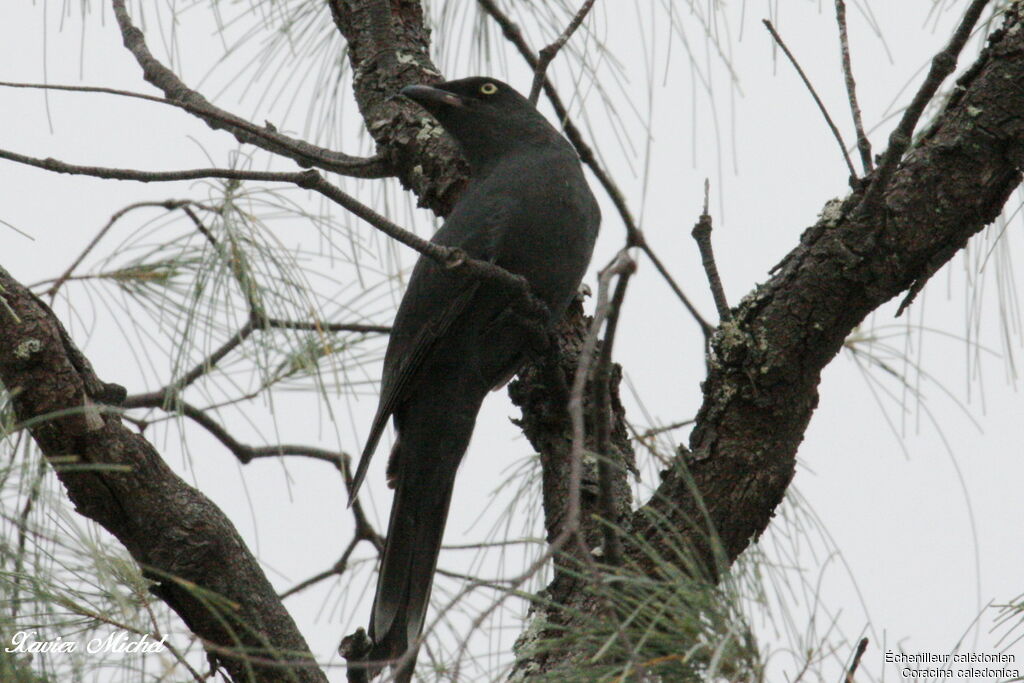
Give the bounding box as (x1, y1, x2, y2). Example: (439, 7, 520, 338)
(106, 2, 389, 179)
(476, 0, 713, 338)
(640, 0, 1019, 586)
(0, 265, 327, 683)
(0, 147, 547, 312)
(834, 0, 873, 174)
(763, 19, 858, 179)
(592, 253, 636, 567)
(528, 0, 597, 104)
(857, 0, 991, 212)
(691, 180, 731, 322)
(327, 0, 470, 215)
(44, 199, 203, 299)
(506, 2, 1024, 677)
(123, 395, 345, 467)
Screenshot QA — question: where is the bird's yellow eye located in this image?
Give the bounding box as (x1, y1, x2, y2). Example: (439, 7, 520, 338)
(479, 82, 498, 95)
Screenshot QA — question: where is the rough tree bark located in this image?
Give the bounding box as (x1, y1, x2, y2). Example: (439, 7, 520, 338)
(2, 1, 1022, 681)
(0, 273, 326, 683)
(326, 0, 1024, 678)
(327, 0, 469, 216)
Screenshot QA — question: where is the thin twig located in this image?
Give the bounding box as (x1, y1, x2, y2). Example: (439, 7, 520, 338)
(0, 80, 388, 179)
(0, 146, 313, 183)
(119, 320, 385, 412)
(103, 1, 389, 179)
(477, 0, 712, 338)
(845, 638, 869, 682)
(45, 200, 198, 299)
(0, 146, 544, 312)
(122, 312, 388, 411)
(763, 19, 858, 179)
(280, 540, 358, 600)
(281, 457, 383, 599)
(122, 322, 257, 408)
(592, 255, 636, 567)
(630, 418, 695, 442)
(567, 250, 634, 552)
(858, 0, 991, 214)
(691, 179, 731, 322)
(528, 0, 598, 104)
(339, 453, 385, 553)
(122, 396, 344, 466)
(834, 0, 873, 174)
(642, 244, 713, 338)
(262, 317, 390, 335)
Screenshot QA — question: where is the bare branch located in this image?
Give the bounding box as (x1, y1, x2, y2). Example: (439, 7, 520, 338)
(122, 323, 256, 409)
(0, 145, 547, 312)
(630, 418, 695, 444)
(834, 1, 873, 174)
(845, 638, 869, 683)
(123, 395, 344, 467)
(762, 19, 858, 179)
(102, 3, 388, 179)
(592, 253, 636, 567)
(691, 180, 731, 323)
(262, 318, 390, 335)
(643, 0, 1021, 580)
(280, 456, 385, 599)
(528, 0, 598, 104)
(117, 319, 386, 414)
(0, 79, 389, 179)
(858, 0, 991, 213)
(0, 265, 327, 682)
(44, 200, 201, 299)
(567, 250, 634, 547)
(0, 146, 313, 184)
(477, 0, 712, 338)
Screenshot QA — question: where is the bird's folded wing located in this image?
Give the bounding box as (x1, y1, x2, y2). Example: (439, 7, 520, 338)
(348, 280, 481, 502)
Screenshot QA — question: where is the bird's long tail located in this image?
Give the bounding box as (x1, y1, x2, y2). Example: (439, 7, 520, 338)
(366, 409, 474, 683)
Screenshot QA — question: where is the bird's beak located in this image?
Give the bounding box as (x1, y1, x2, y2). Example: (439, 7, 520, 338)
(401, 84, 466, 110)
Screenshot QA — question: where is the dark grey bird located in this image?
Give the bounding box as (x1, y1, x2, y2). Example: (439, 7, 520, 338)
(349, 76, 599, 682)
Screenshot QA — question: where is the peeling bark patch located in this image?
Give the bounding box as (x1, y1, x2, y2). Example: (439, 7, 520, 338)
(14, 338, 42, 359)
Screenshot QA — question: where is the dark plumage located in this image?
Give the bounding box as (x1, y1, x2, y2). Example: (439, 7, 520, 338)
(350, 76, 600, 682)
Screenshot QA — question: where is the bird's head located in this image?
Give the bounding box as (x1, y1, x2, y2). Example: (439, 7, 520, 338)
(401, 77, 566, 173)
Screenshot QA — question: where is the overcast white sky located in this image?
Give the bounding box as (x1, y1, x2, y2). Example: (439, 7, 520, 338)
(2, 1, 1023, 681)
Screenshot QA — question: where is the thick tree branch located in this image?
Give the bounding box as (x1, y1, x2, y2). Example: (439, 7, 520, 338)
(0, 266, 327, 683)
(327, 0, 470, 215)
(508, 3, 1024, 678)
(640, 0, 1021, 595)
